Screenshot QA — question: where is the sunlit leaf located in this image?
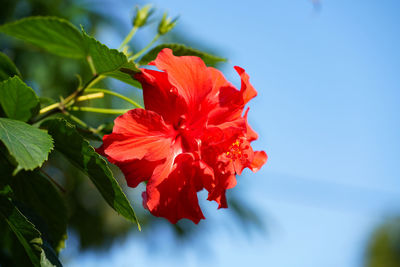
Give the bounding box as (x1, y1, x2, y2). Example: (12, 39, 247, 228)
(138, 43, 227, 66)
(42, 119, 140, 229)
(0, 76, 40, 122)
(0, 118, 53, 174)
(82, 30, 129, 74)
(82, 30, 141, 87)
(0, 17, 85, 58)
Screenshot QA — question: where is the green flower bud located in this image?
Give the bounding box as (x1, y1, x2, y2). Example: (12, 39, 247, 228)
(158, 13, 178, 35)
(132, 4, 154, 28)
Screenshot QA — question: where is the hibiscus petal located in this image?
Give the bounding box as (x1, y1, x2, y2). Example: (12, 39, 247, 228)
(208, 67, 234, 97)
(102, 109, 175, 162)
(206, 66, 257, 127)
(207, 172, 237, 209)
(234, 66, 257, 104)
(194, 160, 215, 193)
(204, 118, 245, 146)
(243, 107, 258, 142)
(115, 158, 165, 188)
(150, 48, 212, 108)
(135, 69, 187, 124)
(143, 153, 205, 224)
(249, 151, 268, 172)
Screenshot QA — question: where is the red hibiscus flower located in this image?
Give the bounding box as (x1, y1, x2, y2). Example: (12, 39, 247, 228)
(98, 48, 267, 224)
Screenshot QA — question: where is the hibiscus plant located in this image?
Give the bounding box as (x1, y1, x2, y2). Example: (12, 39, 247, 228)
(0, 5, 266, 266)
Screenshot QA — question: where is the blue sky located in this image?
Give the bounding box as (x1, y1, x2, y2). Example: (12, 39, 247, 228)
(66, 0, 400, 266)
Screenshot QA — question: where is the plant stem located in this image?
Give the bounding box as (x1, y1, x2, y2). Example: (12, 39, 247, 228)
(67, 112, 88, 128)
(64, 111, 98, 133)
(62, 75, 99, 104)
(69, 106, 129, 114)
(36, 75, 103, 121)
(76, 92, 105, 102)
(130, 34, 160, 61)
(36, 27, 140, 122)
(39, 103, 59, 114)
(119, 26, 139, 50)
(86, 75, 105, 89)
(85, 88, 143, 108)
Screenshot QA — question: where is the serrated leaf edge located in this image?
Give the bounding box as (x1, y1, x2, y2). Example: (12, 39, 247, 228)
(0, 76, 41, 122)
(0, 16, 85, 59)
(0, 118, 54, 174)
(44, 119, 140, 230)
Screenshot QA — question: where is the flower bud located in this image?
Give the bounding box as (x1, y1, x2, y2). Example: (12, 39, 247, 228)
(132, 4, 154, 28)
(158, 13, 178, 35)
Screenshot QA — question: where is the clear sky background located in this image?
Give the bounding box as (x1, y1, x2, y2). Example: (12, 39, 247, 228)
(65, 0, 400, 266)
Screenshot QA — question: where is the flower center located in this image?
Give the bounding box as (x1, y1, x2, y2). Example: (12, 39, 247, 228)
(226, 138, 249, 160)
(173, 115, 186, 131)
(172, 115, 202, 153)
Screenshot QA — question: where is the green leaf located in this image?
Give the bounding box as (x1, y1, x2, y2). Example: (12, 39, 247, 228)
(0, 52, 21, 82)
(107, 62, 142, 88)
(138, 43, 227, 66)
(82, 30, 141, 87)
(0, 118, 53, 174)
(0, 17, 85, 58)
(11, 171, 68, 253)
(0, 196, 41, 266)
(0, 149, 14, 197)
(82, 30, 129, 74)
(40, 240, 62, 267)
(42, 119, 140, 230)
(0, 196, 62, 267)
(0, 76, 40, 122)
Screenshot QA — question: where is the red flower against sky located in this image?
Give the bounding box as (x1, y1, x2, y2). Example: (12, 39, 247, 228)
(98, 48, 267, 224)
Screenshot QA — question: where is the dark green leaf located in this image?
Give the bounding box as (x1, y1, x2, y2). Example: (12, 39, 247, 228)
(55, 113, 102, 141)
(107, 62, 142, 88)
(11, 171, 67, 252)
(0, 149, 14, 196)
(82, 30, 141, 87)
(138, 43, 227, 66)
(0, 196, 62, 267)
(40, 240, 61, 267)
(0, 52, 21, 81)
(0, 196, 41, 267)
(0, 118, 53, 174)
(0, 76, 40, 122)
(42, 119, 140, 229)
(0, 17, 85, 58)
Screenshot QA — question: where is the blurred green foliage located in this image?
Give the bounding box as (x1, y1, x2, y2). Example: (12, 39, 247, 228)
(365, 217, 400, 267)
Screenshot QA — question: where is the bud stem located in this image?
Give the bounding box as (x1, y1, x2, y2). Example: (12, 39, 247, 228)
(76, 92, 105, 102)
(39, 103, 59, 114)
(69, 106, 129, 114)
(119, 26, 139, 51)
(85, 88, 143, 108)
(130, 34, 160, 61)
